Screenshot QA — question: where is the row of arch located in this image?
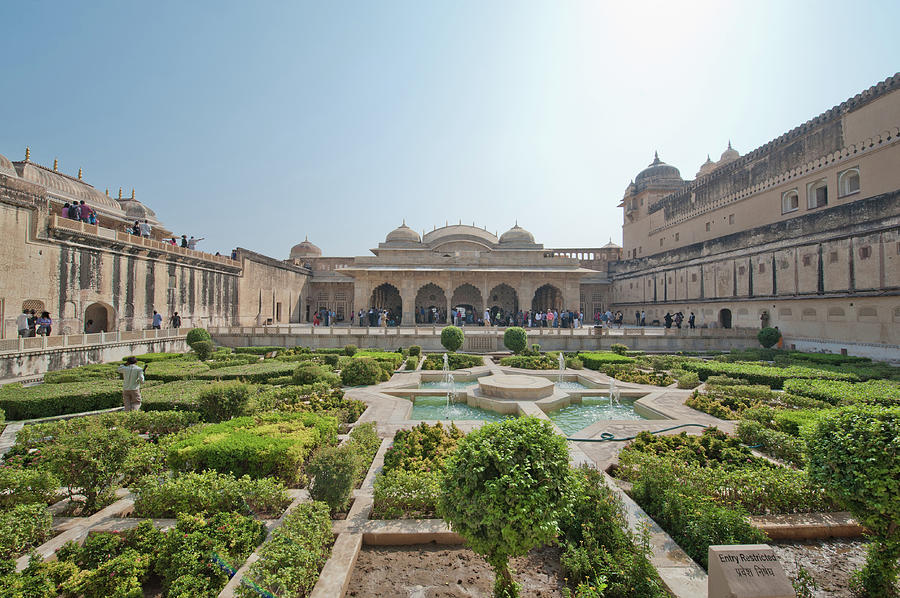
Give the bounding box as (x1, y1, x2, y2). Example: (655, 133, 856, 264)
(21, 300, 115, 333)
(367, 282, 567, 325)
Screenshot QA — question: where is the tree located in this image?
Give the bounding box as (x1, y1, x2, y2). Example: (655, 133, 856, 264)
(185, 327, 211, 349)
(757, 327, 781, 349)
(806, 406, 900, 596)
(440, 326, 464, 353)
(438, 417, 572, 597)
(503, 327, 527, 354)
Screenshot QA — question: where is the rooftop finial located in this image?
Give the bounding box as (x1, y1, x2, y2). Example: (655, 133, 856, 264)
(118, 187, 123, 199)
(654, 150, 659, 160)
(131, 188, 135, 199)
(515, 219, 518, 226)
(401, 218, 406, 226)
(728, 140, 732, 149)
(305, 235, 308, 241)
(105, 188, 109, 196)
(53, 158, 58, 172)
(77, 168, 83, 180)
(24, 147, 30, 161)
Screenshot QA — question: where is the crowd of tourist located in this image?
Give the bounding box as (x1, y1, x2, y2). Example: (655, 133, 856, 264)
(61, 201, 98, 225)
(16, 309, 52, 337)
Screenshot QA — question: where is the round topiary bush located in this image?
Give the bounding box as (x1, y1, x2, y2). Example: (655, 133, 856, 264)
(610, 343, 628, 356)
(438, 417, 572, 597)
(293, 364, 328, 385)
(198, 381, 251, 422)
(185, 327, 211, 348)
(757, 327, 781, 349)
(408, 345, 421, 357)
(191, 340, 214, 361)
(343, 344, 358, 356)
(805, 405, 900, 595)
(322, 354, 339, 367)
(440, 326, 464, 353)
(340, 358, 381, 386)
(503, 327, 527, 354)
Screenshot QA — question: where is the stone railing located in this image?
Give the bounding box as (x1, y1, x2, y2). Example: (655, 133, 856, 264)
(0, 328, 184, 356)
(49, 215, 239, 267)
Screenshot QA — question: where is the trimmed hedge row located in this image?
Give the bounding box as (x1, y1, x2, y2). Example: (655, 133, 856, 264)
(782, 378, 900, 406)
(421, 353, 484, 370)
(681, 360, 858, 388)
(0, 379, 128, 420)
(580, 352, 635, 370)
(498, 354, 557, 369)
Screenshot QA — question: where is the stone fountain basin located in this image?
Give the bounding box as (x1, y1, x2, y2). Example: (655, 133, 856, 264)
(477, 374, 555, 400)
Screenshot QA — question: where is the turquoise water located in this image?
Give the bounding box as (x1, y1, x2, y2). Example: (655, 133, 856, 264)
(419, 380, 479, 390)
(410, 396, 511, 422)
(548, 397, 645, 436)
(555, 380, 588, 390)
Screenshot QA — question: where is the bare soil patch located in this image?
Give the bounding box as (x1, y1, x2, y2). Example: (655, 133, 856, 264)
(773, 539, 899, 597)
(347, 544, 565, 598)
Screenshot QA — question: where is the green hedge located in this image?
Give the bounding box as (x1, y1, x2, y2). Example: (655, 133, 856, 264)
(0, 379, 127, 420)
(140, 380, 223, 412)
(133, 471, 291, 518)
(354, 350, 403, 369)
(498, 354, 557, 369)
(782, 378, 900, 406)
(168, 412, 337, 485)
(681, 360, 858, 389)
(0, 503, 53, 560)
(145, 358, 211, 381)
(196, 360, 296, 383)
(237, 502, 332, 597)
(234, 346, 284, 354)
(43, 362, 121, 383)
(580, 352, 635, 370)
(421, 353, 484, 370)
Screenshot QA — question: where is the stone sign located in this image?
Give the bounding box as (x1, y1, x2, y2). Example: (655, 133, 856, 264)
(708, 544, 795, 598)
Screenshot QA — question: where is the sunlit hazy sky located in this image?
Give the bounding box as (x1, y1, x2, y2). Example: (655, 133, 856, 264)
(2, 1, 898, 257)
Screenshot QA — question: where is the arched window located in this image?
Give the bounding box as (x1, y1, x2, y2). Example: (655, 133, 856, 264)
(807, 179, 828, 209)
(801, 308, 817, 320)
(781, 189, 799, 214)
(838, 167, 860, 197)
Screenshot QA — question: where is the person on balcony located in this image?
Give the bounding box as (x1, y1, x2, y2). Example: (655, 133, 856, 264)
(17, 309, 29, 337)
(36, 311, 52, 336)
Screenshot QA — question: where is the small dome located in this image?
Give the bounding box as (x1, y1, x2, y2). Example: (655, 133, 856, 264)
(290, 236, 322, 259)
(499, 223, 535, 245)
(696, 154, 716, 177)
(718, 141, 739, 165)
(634, 152, 683, 185)
(601, 238, 621, 249)
(385, 221, 421, 244)
(0, 153, 16, 177)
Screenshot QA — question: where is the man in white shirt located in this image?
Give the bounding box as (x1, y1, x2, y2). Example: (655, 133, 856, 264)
(117, 356, 147, 411)
(16, 309, 29, 337)
(187, 236, 204, 250)
(139, 220, 152, 238)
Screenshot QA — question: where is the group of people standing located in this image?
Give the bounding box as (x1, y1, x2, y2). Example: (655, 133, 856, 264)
(354, 308, 395, 327)
(663, 311, 695, 329)
(16, 309, 52, 337)
(61, 201, 97, 225)
(595, 310, 625, 327)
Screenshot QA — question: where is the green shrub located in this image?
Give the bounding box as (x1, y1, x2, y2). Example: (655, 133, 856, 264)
(680, 360, 857, 389)
(440, 325, 464, 352)
(736, 419, 806, 466)
(404, 354, 419, 370)
(237, 502, 332, 598)
(197, 360, 296, 384)
(191, 340, 214, 360)
(0, 468, 59, 508)
(354, 350, 404, 369)
(45, 421, 141, 513)
(372, 469, 442, 519)
(503, 327, 528, 354)
(341, 357, 381, 386)
(206, 358, 251, 370)
(560, 466, 666, 598)
(439, 417, 572, 597)
(619, 428, 763, 469)
(566, 356, 584, 370)
(498, 354, 557, 369)
(676, 371, 700, 389)
(408, 345, 421, 356)
(255, 385, 366, 423)
(343, 344, 358, 356)
(611, 369, 674, 386)
(234, 346, 283, 354)
(383, 421, 464, 474)
(757, 327, 782, 348)
(0, 503, 53, 560)
(158, 511, 267, 596)
(705, 375, 746, 386)
(421, 353, 484, 370)
(145, 358, 212, 382)
(308, 444, 358, 513)
(0, 380, 125, 420)
(322, 353, 339, 367)
(185, 327, 212, 348)
(806, 405, 900, 595)
(610, 343, 628, 355)
(627, 454, 768, 569)
(133, 471, 290, 518)
(198, 381, 251, 422)
(348, 422, 381, 475)
(140, 380, 218, 413)
(579, 352, 635, 370)
(168, 412, 337, 485)
(293, 363, 329, 385)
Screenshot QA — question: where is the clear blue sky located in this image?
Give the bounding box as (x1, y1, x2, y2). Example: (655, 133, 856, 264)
(2, 1, 898, 257)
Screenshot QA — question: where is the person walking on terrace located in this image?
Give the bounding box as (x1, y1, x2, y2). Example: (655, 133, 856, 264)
(17, 309, 29, 337)
(117, 356, 146, 411)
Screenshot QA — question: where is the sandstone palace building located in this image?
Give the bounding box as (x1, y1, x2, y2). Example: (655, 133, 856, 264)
(1, 73, 898, 358)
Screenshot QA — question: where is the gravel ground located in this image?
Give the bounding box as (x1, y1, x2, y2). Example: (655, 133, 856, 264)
(773, 539, 872, 597)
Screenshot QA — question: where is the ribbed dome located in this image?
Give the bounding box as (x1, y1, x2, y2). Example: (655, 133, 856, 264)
(634, 152, 683, 185)
(385, 221, 421, 244)
(719, 141, 739, 164)
(290, 236, 322, 258)
(0, 153, 15, 177)
(499, 224, 535, 245)
(696, 154, 716, 177)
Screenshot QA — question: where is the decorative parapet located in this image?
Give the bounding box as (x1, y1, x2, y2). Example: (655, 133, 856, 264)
(649, 126, 899, 234)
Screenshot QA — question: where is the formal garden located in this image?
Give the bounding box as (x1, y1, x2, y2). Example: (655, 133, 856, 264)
(0, 325, 897, 597)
